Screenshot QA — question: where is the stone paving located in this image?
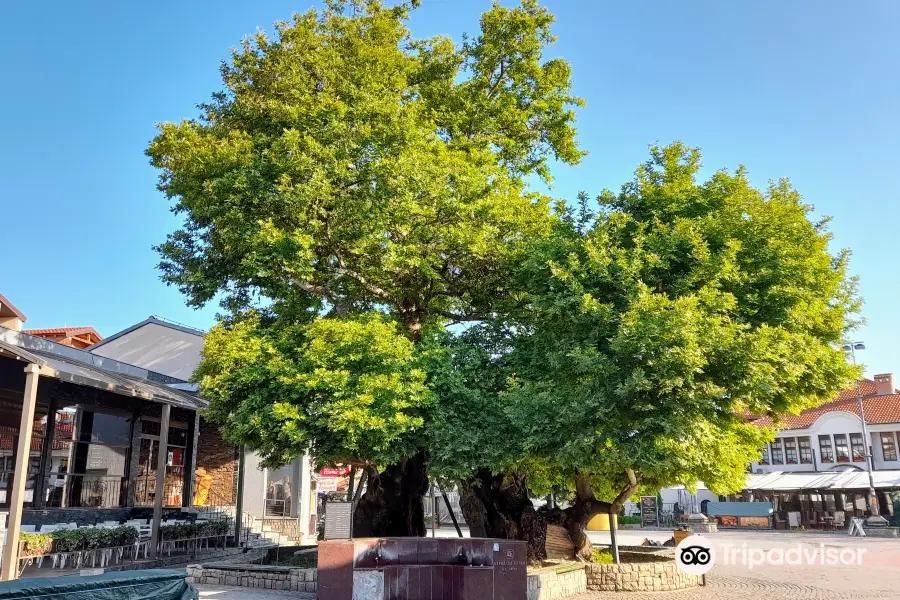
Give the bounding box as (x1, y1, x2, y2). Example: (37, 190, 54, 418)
(197, 584, 314, 599)
(194, 530, 900, 599)
(576, 530, 900, 600)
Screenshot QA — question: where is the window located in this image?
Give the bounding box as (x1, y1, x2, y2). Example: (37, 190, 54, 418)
(834, 434, 850, 462)
(881, 432, 897, 461)
(45, 408, 131, 509)
(759, 444, 770, 465)
(771, 439, 784, 464)
(784, 438, 798, 464)
(849, 433, 866, 462)
(798, 437, 813, 464)
(819, 435, 834, 463)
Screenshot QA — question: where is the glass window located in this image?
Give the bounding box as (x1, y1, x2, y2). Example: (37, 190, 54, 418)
(798, 437, 813, 464)
(850, 433, 866, 462)
(834, 434, 850, 462)
(771, 439, 784, 464)
(45, 408, 131, 509)
(759, 444, 770, 465)
(819, 435, 834, 463)
(784, 438, 798, 464)
(881, 433, 897, 461)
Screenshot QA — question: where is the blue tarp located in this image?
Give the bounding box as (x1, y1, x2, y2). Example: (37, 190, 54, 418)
(706, 501, 773, 517)
(0, 569, 198, 600)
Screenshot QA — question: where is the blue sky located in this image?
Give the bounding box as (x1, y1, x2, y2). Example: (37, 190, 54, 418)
(1, 1, 897, 375)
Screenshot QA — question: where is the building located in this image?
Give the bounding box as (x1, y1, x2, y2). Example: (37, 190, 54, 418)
(0, 293, 27, 331)
(0, 299, 211, 578)
(24, 327, 103, 349)
(742, 374, 900, 524)
(749, 374, 900, 474)
(88, 316, 316, 543)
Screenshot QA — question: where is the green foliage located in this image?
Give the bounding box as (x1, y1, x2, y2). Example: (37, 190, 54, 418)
(591, 548, 614, 564)
(197, 312, 433, 467)
(159, 520, 228, 541)
(19, 533, 53, 557)
(617, 516, 641, 525)
(149, 0, 582, 473)
(441, 143, 860, 500)
(50, 529, 83, 553)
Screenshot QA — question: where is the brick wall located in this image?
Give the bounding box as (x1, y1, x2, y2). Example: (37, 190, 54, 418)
(197, 418, 238, 505)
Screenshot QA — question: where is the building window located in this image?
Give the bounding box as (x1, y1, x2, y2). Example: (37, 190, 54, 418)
(849, 433, 867, 462)
(881, 433, 897, 461)
(798, 437, 813, 464)
(771, 439, 784, 464)
(834, 434, 850, 463)
(759, 444, 770, 465)
(784, 438, 798, 464)
(819, 435, 834, 463)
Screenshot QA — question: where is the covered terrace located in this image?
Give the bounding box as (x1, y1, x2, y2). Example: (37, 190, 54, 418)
(0, 327, 208, 579)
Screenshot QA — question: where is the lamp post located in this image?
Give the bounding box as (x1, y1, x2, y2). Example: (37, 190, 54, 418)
(842, 342, 878, 516)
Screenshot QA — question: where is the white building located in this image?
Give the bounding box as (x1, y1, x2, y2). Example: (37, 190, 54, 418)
(749, 374, 900, 474)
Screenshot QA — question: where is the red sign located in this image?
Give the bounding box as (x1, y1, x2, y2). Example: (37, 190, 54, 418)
(319, 466, 351, 477)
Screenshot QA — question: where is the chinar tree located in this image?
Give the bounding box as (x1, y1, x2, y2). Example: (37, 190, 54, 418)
(147, 0, 583, 536)
(441, 143, 860, 560)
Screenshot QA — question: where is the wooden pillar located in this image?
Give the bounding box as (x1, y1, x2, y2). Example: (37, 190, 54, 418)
(0, 364, 40, 581)
(149, 403, 171, 559)
(234, 446, 246, 546)
(183, 411, 199, 507)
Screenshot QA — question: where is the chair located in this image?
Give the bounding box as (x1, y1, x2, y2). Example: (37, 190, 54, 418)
(20, 525, 36, 533)
(833, 511, 846, 530)
(787, 511, 801, 530)
(774, 513, 787, 530)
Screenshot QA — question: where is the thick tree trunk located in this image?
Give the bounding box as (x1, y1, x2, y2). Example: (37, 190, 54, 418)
(459, 469, 640, 563)
(458, 469, 547, 563)
(352, 451, 429, 537)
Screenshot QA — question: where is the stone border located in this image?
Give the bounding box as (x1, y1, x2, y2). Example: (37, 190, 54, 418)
(527, 565, 587, 600)
(185, 563, 317, 593)
(585, 562, 701, 592)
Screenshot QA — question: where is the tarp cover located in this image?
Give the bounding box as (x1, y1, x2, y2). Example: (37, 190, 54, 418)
(705, 501, 774, 517)
(0, 569, 198, 600)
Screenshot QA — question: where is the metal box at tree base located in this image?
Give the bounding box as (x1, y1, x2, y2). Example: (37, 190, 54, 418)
(317, 538, 526, 600)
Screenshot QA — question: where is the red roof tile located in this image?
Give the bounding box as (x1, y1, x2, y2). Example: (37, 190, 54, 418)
(24, 327, 102, 339)
(752, 379, 900, 430)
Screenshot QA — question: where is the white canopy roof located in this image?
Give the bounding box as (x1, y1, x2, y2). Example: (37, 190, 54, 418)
(745, 470, 900, 491)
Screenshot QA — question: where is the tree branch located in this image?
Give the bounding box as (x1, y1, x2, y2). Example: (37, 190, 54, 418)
(429, 308, 489, 323)
(334, 266, 394, 302)
(611, 468, 640, 511)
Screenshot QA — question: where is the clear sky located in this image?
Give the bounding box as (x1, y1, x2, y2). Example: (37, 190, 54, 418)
(1, 1, 897, 375)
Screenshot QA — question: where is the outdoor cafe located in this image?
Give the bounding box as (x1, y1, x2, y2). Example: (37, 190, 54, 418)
(737, 470, 900, 530)
(0, 326, 209, 580)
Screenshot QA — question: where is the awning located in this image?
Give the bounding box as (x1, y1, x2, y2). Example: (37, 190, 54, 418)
(0, 339, 206, 411)
(706, 501, 773, 517)
(744, 470, 900, 492)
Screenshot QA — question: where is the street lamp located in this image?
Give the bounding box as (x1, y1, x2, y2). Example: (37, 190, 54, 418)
(841, 342, 879, 517)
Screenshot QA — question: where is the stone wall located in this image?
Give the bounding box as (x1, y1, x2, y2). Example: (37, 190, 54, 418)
(585, 561, 702, 592)
(186, 564, 317, 593)
(527, 565, 587, 600)
(197, 418, 238, 504)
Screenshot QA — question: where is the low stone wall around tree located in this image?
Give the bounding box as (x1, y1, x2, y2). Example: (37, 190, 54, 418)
(185, 564, 317, 593)
(585, 561, 702, 592)
(527, 565, 587, 600)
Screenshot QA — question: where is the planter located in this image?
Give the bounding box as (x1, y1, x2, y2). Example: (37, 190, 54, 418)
(673, 529, 691, 546)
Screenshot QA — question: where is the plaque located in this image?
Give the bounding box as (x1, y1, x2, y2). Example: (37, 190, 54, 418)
(324, 501, 353, 539)
(640, 495, 659, 528)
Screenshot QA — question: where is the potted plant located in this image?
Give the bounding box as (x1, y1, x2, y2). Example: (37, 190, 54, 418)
(19, 533, 53, 557)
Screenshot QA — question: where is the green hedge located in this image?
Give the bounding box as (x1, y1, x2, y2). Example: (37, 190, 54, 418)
(160, 520, 229, 541)
(618, 516, 642, 525)
(20, 526, 139, 556)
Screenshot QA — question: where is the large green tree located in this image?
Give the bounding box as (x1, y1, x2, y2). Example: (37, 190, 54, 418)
(147, 0, 583, 535)
(433, 143, 860, 559)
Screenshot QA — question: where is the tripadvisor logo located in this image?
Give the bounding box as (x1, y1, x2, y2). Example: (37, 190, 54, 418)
(676, 535, 715, 575)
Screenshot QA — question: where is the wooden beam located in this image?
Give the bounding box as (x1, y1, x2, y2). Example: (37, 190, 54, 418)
(0, 364, 40, 581)
(149, 403, 171, 558)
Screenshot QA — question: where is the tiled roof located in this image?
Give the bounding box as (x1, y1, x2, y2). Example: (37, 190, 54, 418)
(752, 379, 900, 430)
(24, 327, 101, 339)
